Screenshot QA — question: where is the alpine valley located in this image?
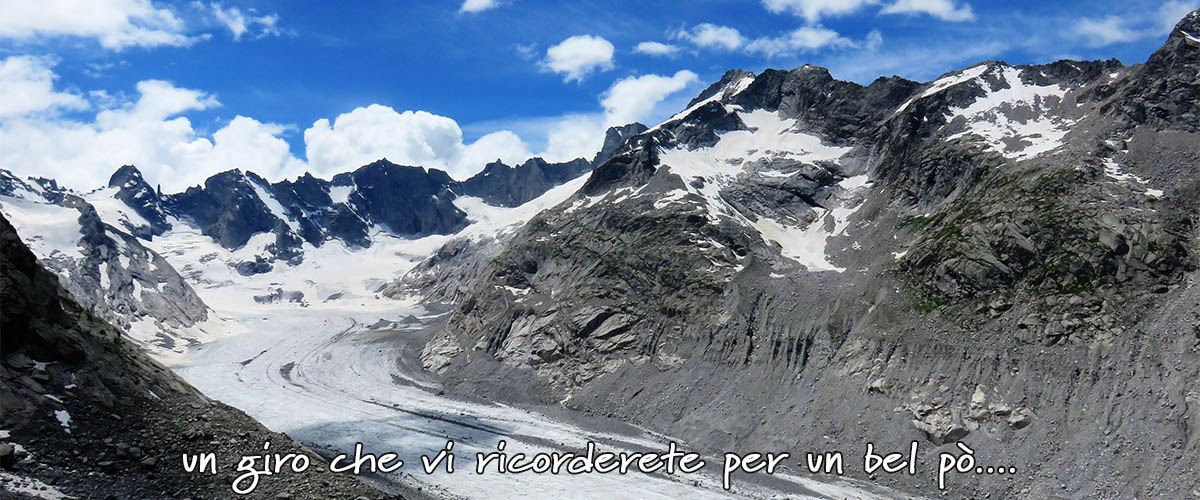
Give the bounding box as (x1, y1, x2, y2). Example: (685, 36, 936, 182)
(3, 10, 1200, 500)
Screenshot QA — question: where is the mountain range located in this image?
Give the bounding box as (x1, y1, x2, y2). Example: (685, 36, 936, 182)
(2, 9, 1199, 499)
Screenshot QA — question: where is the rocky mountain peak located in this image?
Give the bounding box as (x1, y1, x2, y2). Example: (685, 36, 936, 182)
(593, 122, 649, 166)
(106, 164, 170, 237)
(686, 69, 755, 109)
(107, 164, 147, 189)
(456, 156, 592, 207)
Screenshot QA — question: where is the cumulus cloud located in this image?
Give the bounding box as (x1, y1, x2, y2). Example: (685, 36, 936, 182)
(634, 41, 681, 56)
(0, 74, 307, 191)
(601, 70, 699, 125)
(0, 0, 201, 50)
(456, 130, 533, 170)
(300, 77, 705, 178)
(303, 106, 463, 177)
(536, 114, 606, 164)
(881, 0, 974, 22)
(0, 56, 89, 119)
(541, 35, 616, 83)
(518, 70, 702, 163)
(672, 23, 746, 51)
(459, 0, 501, 14)
(207, 2, 283, 40)
(761, 0, 878, 22)
(0, 53, 701, 191)
(303, 104, 532, 179)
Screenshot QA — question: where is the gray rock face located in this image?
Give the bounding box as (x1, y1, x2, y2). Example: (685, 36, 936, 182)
(593, 123, 648, 166)
(107, 165, 170, 238)
(0, 173, 211, 357)
(424, 10, 1200, 499)
(457, 157, 592, 208)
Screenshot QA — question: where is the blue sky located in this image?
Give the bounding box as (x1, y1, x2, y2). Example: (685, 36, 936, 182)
(0, 0, 1195, 191)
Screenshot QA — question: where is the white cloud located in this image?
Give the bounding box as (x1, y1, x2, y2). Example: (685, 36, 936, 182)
(1075, 17, 1143, 47)
(0, 0, 199, 50)
(0, 60, 547, 189)
(541, 35, 616, 83)
(0, 56, 89, 119)
(0, 76, 307, 191)
(1072, 1, 1196, 48)
(457, 130, 533, 170)
(303, 104, 541, 180)
(761, 0, 878, 22)
(303, 105, 465, 177)
(601, 70, 699, 125)
(538, 114, 607, 164)
(1158, 0, 1199, 32)
(459, 0, 501, 14)
(515, 42, 538, 59)
(864, 29, 884, 51)
(745, 25, 855, 57)
(488, 70, 700, 163)
(634, 41, 681, 56)
(97, 79, 219, 126)
(672, 23, 746, 51)
(0, 53, 700, 191)
(207, 2, 283, 41)
(880, 0, 974, 22)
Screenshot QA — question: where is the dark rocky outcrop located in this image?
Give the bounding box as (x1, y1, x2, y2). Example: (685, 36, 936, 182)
(108, 165, 171, 238)
(592, 123, 648, 166)
(456, 157, 592, 208)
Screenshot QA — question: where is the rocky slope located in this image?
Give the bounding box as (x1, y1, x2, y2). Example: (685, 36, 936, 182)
(0, 172, 217, 361)
(421, 10, 1200, 499)
(0, 214, 400, 500)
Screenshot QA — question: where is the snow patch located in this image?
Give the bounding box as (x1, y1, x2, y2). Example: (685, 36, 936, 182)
(53, 410, 71, 432)
(839, 175, 871, 191)
(0, 196, 84, 259)
(945, 66, 1071, 160)
(750, 205, 859, 273)
(1103, 159, 1163, 197)
(248, 176, 301, 234)
(84, 187, 151, 231)
(329, 185, 354, 205)
(894, 64, 991, 115)
(658, 109, 851, 222)
(99, 262, 110, 290)
(0, 472, 74, 500)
